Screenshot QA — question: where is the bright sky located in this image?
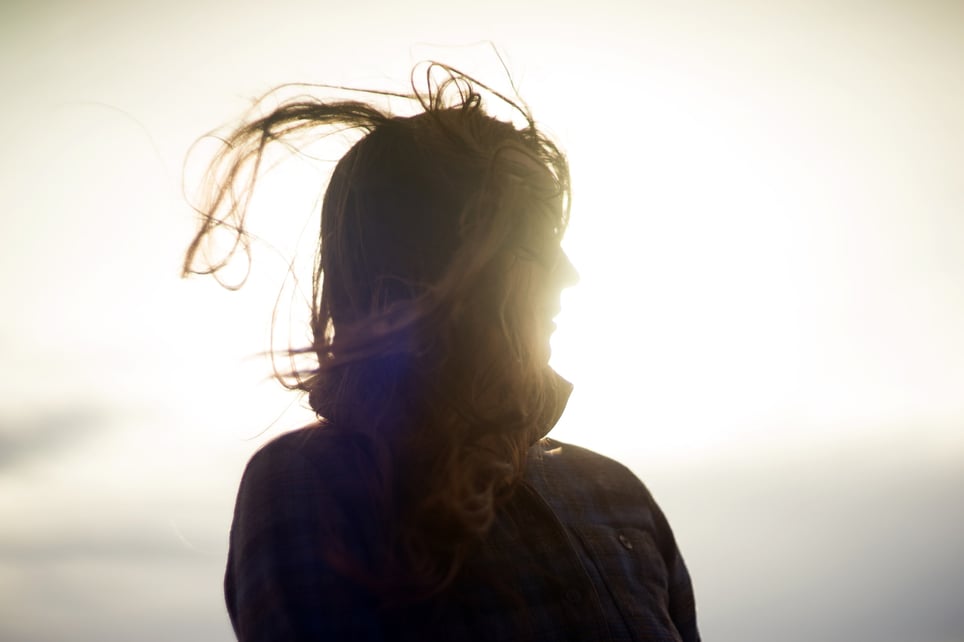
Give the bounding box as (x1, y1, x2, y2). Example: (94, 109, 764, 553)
(1, 1, 963, 641)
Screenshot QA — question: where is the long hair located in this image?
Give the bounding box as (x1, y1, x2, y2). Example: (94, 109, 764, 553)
(183, 62, 573, 603)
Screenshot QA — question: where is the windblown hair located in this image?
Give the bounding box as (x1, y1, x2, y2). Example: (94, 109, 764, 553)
(183, 62, 572, 603)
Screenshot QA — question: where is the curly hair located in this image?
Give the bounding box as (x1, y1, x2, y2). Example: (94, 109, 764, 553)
(183, 62, 574, 603)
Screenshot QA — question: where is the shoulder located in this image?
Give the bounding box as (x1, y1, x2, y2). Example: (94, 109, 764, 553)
(523, 438, 663, 533)
(240, 425, 371, 489)
(226, 426, 386, 639)
(526, 438, 654, 497)
(530, 438, 639, 473)
(244, 424, 351, 471)
(232, 425, 378, 537)
(520, 439, 701, 641)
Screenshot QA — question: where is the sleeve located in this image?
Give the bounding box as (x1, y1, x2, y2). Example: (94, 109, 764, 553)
(649, 497, 700, 642)
(224, 437, 384, 641)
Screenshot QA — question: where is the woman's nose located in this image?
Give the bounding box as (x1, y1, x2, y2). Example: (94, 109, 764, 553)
(557, 251, 579, 287)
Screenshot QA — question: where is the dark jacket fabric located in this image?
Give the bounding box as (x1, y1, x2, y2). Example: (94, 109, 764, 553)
(225, 427, 700, 641)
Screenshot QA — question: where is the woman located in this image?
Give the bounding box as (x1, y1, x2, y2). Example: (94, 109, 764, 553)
(184, 63, 699, 641)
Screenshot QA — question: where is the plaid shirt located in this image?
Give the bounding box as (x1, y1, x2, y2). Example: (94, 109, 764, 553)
(225, 428, 700, 641)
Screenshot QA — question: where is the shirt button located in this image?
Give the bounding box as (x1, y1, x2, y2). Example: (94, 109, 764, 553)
(565, 588, 581, 603)
(618, 533, 634, 550)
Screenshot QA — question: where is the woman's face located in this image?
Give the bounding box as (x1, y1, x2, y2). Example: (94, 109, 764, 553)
(514, 203, 578, 363)
(537, 247, 579, 362)
(486, 149, 578, 364)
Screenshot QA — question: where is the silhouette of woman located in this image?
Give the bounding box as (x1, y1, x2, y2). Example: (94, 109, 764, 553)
(184, 62, 699, 642)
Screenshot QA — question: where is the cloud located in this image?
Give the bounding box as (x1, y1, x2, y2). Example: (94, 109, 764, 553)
(0, 406, 109, 469)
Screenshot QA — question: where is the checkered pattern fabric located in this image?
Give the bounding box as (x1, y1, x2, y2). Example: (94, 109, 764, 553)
(225, 428, 699, 641)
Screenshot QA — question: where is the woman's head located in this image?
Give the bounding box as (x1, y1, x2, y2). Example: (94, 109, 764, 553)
(184, 64, 574, 434)
(320, 108, 557, 323)
(313, 98, 576, 440)
(183, 63, 575, 598)
(318, 104, 575, 365)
